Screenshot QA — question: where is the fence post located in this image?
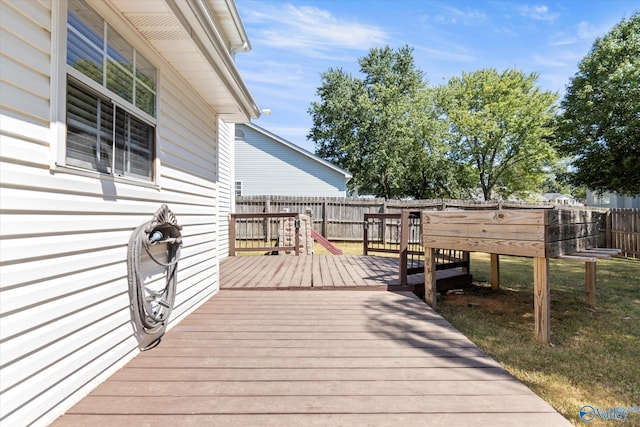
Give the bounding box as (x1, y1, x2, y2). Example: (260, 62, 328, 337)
(424, 247, 437, 309)
(490, 254, 500, 290)
(322, 200, 328, 237)
(294, 214, 300, 256)
(265, 196, 271, 243)
(363, 218, 369, 255)
(462, 251, 470, 274)
(306, 208, 313, 255)
(399, 210, 409, 286)
(613, 209, 618, 251)
(228, 214, 236, 256)
(605, 210, 612, 248)
(585, 261, 596, 308)
(534, 256, 551, 345)
(381, 215, 386, 247)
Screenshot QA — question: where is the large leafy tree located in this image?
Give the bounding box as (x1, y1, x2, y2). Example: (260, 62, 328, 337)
(308, 46, 462, 199)
(558, 12, 640, 195)
(541, 158, 587, 199)
(436, 68, 558, 200)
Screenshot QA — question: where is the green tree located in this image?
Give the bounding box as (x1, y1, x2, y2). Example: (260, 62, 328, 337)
(436, 68, 558, 200)
(308, 46, 461, 199)
(541, 159, 587, 200)
(558, 12, 640, 195)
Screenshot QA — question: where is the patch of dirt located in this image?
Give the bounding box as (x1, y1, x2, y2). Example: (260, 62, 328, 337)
(439, 282, 531, 313)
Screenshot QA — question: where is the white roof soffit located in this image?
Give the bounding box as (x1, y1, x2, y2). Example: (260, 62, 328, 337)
(108, 0, 260, 122)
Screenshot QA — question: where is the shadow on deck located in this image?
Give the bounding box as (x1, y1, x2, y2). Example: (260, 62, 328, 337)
(52, 290, 571, 426)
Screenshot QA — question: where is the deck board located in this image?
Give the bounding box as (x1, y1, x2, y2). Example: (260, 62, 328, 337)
(51, 413, 572, 427)
(62, 394, 558, 415)
(220, 255, 433, 290)
(52, 290, 570, 426)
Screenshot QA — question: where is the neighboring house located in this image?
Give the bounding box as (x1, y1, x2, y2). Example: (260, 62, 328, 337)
(542, 192, 582, 206)
(235, 123, 352, 197)
(586, 190, 640, 208)
(0, 1, 259, 426)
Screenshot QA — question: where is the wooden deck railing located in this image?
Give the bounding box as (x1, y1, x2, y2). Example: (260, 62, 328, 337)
(229, 212, 300, 256)
(364, 210, 469, 286)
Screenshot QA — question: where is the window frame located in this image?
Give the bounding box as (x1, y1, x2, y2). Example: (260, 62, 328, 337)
(595, 192, 611, 205)
(51, 0, 159, 186)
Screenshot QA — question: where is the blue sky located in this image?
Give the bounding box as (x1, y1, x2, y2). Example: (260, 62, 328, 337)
(234, 0, 638, 152)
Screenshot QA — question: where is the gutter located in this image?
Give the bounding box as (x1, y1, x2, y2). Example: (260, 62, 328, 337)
(221, 0, 252, 55)
(166, 0, 260, 120)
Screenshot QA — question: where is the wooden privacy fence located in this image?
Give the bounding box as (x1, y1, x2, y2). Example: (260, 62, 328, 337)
(235, 196, 639, 256)
(235, 196, 439, 241)
(608, 208, 640, 259)
(235, 196, 578, 240)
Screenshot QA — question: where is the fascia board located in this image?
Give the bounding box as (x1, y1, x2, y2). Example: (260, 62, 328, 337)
(167, 0, 260, 120)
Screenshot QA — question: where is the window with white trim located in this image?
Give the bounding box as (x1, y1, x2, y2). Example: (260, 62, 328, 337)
(65, 0, 156, 181)
(235, 181, 242, 197)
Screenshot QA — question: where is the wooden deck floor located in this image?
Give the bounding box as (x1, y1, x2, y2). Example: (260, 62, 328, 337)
(52, 290, 570, 426)
(220, 254, 461, 290)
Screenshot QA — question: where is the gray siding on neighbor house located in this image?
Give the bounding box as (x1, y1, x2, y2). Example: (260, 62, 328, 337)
(235, 124, 349, 197)
(587, 190, 640, 208)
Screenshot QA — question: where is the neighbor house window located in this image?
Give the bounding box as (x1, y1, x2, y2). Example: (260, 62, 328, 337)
(595, 192, 610, 205)
(65, 0, 156, 181)
(235, 181, 242, 197)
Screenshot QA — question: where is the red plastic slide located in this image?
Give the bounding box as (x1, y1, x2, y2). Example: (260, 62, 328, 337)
(311, 230, 343, 255)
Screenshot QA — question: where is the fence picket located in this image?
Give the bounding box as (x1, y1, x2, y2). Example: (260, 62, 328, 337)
(611, 208, 640, 258)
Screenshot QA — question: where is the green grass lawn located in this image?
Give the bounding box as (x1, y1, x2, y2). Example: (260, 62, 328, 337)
(320, 241, 640, 426)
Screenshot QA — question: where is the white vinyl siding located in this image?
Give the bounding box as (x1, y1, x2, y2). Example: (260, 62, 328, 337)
(0, 1, 224, 425)
(235, 124, 349, 197)
(217, 118, 234, 260)
(0, 0, 51, 129)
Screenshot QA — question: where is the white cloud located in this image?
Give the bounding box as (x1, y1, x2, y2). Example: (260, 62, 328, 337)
(422, 6, 487, 26)
(239, 59, 302, 81)
(447, 6, 488, 25)
(547, 20, 613, 50)
(549, 37, 577, 47)
(241, 3, 388, 57)
(492, 25, 519, 37)
(576, 20, 614, 40)
(520, 5, 559, 22)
